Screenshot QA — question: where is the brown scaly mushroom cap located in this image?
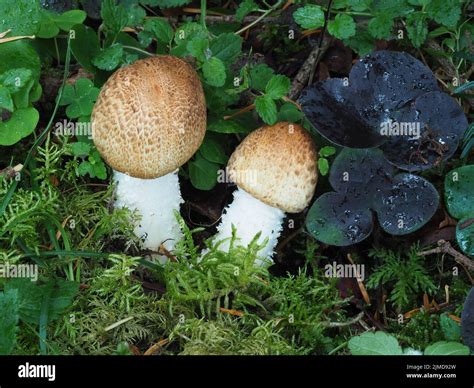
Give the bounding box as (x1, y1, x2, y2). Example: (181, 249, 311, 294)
(227, 122, 318, 213)
(91, 55, 206, 179)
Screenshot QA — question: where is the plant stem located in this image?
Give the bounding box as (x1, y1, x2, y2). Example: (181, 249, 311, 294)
(328, 341, 348, 355)
(122, 45, 154, 57)
(201, 0, 207, 29)
(235, 0, 283, 35)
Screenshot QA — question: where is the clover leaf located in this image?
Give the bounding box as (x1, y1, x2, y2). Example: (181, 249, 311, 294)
(299, 51, 467, 171)
(59, 78, 100, 120)
(306, 148, 439, 246)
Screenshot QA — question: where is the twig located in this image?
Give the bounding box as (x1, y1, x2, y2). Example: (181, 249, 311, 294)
(158, 243, 178, 261)
(426, 39, 457, 79)
(104, 316, 135, 331)
(308, 0, 333, 86)
(144, 339, 169, 355)
(235, 0, 283, 35)
(327, 311, 364, 328)
(418, 239, 474, 272)
(288, 35, 332, 99)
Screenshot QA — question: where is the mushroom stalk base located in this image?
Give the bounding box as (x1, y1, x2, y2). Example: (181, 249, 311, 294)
(114, 170, 183, 252)
(212, 187, 285, 264)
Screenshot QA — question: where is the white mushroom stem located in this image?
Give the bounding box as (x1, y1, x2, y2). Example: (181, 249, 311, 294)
(212, 187, 285, 263)
(114, 170, 183, 252)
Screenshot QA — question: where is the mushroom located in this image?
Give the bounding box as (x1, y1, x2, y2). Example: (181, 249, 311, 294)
(91, 56, 206, 252)
(210, 122, 317, 262)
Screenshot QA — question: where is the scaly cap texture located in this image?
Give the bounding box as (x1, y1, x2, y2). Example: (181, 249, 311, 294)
(92, 55, 206, 179)
(227, 122, 318, 213)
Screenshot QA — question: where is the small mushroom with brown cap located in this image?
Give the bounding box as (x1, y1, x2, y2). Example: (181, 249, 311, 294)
(210, 122, 318, 262)
(92, 55, 206, 252)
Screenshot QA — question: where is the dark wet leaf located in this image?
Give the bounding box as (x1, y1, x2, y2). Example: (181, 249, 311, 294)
(445, 165, 474, 220)
(373, 173, 439, 235)
(306, 192, 373, 246)
(349, 50, 438, 113)
(329, 148, 395, 201)
(461, 288, 474, 352)
(381, 92, 468, 171)
(299, 50, 466, 171)
(299, 51, 439, 149)
(299, 79, 385, 148)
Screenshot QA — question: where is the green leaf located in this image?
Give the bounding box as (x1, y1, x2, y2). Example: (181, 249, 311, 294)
(406, 12, 428, 48)
(445, 165, 474, 220)
(424, 341, 470, 355)
(440, 314, 461, 341)
(59, 78, 100, 119)
(318, 157, 329, 176)
(37, 10, 60, 39)
(71, 142, 92, 157)
(92, 44, 124, 71)
(208, 118, 248, 133)
(171, 22, 208, 57)
(319, 146, 336, 157)
(344, 29, 375, 56)
(187, 38, 210, 61)
(0, 68, 33, 94)
(101, 0, 129, 36)
(0, 86, 14, 112)
(250, 64, 275, 92)
(0, 0, 42, 35)
(456, 217, 474, 257)
(277, 102, 304, 122)
(70, 25, 101, 72)
(255, 95, 277, 125)
(54, 10, 87, 31)
(236, 0, 259, 22)
(143, 18, 174, 44)
(0, 107, 39, 146)
(203, 57, 226, 87)
(426, 0, 461, 28)
(0, 41, 41, 82)
(189, 153, 220, 190)
(12, 79, 35, 109)
(209, 33, 242, 65)
(0, 289, 19, 355)
(145, 0, 192, 8)
(200, 136, 227, 164)
(328, 14, 356, 40)
(265, 75, 290, 100)
(4, 279, 79, 325)
(368, 14, 394, 39)
(347, 0, 372, 12)
(348, 332, 403, 355)
(293, 5, 325, 30)
(454, 81, 474, 94)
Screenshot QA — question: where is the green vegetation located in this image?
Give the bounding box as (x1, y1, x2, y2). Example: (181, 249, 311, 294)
(0, 0, 472, 356)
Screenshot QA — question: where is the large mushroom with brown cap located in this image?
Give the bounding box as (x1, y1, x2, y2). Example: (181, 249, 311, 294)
(210, 122, 318, 262)
(92, 55, 206, 252)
